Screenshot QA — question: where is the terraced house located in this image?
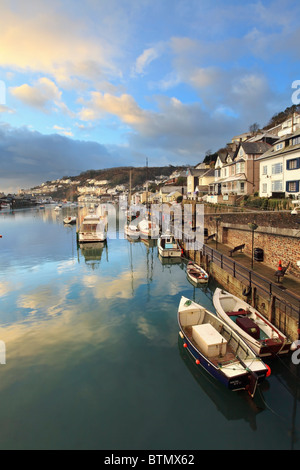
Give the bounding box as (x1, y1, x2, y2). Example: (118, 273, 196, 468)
(258, 129, 300, 198)
(211, 141, 271, 196)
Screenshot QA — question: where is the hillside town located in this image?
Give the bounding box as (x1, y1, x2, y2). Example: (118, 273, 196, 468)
(3, 109, 299, 210)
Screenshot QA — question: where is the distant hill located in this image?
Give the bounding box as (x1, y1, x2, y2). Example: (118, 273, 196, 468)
(74, 165, 187, 188)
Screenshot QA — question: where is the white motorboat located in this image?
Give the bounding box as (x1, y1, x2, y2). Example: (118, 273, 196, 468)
(138, 218, 160, 239)
(124, 221, 140, 239)
(63, 216, 76, 225)
(77, 214, 107, 243)
(213, 288, 291, 357)
(157, 231, 181, 258)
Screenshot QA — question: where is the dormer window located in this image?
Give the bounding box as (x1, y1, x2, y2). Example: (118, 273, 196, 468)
(276, 142, 283, 151)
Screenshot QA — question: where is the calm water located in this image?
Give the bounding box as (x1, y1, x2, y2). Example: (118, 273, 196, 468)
(0, 206, 299, 450)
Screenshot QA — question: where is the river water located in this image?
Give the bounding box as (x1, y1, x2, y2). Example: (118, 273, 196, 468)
(0, 206, 299, 450)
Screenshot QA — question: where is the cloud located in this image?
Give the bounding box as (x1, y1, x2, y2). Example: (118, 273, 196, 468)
(0, 0, 124, 88)
(133, 45, 164, 76)
(53, 125, 74, 137)
(10, 78, 74, 116)
(78, 92, 148, 126)
(0, 125, 121, 192)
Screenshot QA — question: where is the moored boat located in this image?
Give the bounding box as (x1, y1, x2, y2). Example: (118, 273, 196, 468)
(138, 218, 160, 239)
(187, 261, 209, 284)
(77, 214, 107, 243)
(157, 231, 181, 258)
(124, 221, 140, 239)
(213, 288, 291, 357)
(178, 296, 269, 398)
(64, 216, 76, 225)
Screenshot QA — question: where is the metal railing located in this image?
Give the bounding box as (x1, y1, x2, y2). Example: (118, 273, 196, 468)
(201, 244, 300, 324)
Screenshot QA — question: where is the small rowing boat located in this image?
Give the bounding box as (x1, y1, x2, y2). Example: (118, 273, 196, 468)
(213, 288, 291, 357)
(178, 296, 269, 398)
(187, 261, 209, 284)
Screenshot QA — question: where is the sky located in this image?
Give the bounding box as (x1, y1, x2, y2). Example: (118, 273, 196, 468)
(0, 0, 299, 193)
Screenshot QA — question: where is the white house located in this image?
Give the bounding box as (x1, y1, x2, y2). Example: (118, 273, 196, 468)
(258, 129, 300, 198)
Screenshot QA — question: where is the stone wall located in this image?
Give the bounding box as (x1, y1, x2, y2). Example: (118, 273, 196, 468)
(183, 244, 299, 342)
(205, 211, 300, 278)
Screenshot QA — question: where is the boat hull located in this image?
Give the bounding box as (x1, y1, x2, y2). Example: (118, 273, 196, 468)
(213, 288, 291, 358)
(178, 297, 268, 397)
(178, 330, 266, 392)
(187, 262, 209, 284)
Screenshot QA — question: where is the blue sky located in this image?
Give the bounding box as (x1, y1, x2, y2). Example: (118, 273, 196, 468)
(0, 0, 299, 192)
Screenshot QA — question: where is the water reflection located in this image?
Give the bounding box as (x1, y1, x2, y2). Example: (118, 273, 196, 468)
(0, 208, 299, 449)
(178, 337, 266, 430)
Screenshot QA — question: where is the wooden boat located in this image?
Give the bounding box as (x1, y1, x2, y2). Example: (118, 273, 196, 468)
(187, 261, 209, 284)
(77, 214, 107, 243)
(157, 231, 181, 258)
(63, 216, 76, 225)
(213, 288, 291, 357)
(178, 296, 269, 398)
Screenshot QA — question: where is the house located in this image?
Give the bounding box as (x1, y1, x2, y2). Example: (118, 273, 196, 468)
(165, 190, 182, 203)
(258, 128, 300, 198)
(210, 141, 271, 197)
(186, 166, 210, 198)
(157, 186, 186, 204)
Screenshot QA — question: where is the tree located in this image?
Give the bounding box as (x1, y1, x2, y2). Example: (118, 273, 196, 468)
(249, 122, 260, 135)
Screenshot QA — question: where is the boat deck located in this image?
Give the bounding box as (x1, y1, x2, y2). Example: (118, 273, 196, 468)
(183, 326, 238, 368)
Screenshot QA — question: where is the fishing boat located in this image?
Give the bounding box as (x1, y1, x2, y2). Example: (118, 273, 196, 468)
(178, 296, 269, 398)
(187, 261, 209, 284)
(63, 216, 76, 225)
(213, 288, 291, 357)
(157, 231, 181, 258)
(77, 214, 107, 243)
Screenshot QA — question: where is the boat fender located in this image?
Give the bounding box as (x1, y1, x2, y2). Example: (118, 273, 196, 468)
(195, 359, 200, 365)
(242, 286, 251, 297)
(183, 343, 188, 348)
(266, 364, 271, 377)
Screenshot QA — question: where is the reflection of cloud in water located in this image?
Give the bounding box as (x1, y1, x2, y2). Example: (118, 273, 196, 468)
(17, 283, 71, 317)
(0, 296, 123, 392)
(82, 267, 146, 300)
(0, 280, 21, 298)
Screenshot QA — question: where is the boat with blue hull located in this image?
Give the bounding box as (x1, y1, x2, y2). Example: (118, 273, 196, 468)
(177, 296, 269, 398)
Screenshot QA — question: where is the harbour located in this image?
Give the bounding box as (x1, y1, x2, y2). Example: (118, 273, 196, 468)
(0, 205, 299, 450)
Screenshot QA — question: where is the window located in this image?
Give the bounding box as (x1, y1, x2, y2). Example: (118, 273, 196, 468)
(262, 184, 267, 193)
(292, 136, 300, 146)
(276, 143, 283, 151)
(272, 162, 283, 174)
(236, 162, 245, 173)
(286, 181, 299, 192)
(262, 165, 267, 175)
(272, 180, 283, 192)
(287, 158, 300, 170)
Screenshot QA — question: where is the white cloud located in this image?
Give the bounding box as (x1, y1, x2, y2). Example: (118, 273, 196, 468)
(10, 78, 74, 116)
(133, 47, 160, 75)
